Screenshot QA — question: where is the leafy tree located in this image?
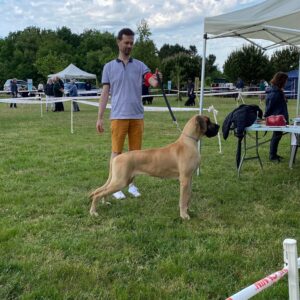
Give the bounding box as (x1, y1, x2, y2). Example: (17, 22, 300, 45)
(158, 44, 190, 60)
(35, 52, 69, 78)
(86, 47, 116, 79)
(270, 47, 300, 72)
(56, 26, 80, 48)
(223, 44, 272, 84)
(132, 19, 160, 71)
(161, 52, 200, 88)
(0, 24, 221, 89)
(205, 54, 223, 86)
(136, 19, 151, 42)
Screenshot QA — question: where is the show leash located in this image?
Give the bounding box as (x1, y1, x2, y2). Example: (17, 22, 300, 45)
(156, 71, 182, 134)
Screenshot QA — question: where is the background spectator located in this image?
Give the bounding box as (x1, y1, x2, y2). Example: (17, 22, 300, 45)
(184, 78, 196, 106)
(44, 78, 54, 111)
(53, 76, 64, 112)
(10, 79, 18, 108)
(142, 80, 153, 105)
(85, 81, 92, 91)
(264, 71, 289, 162)
(236, 77, 244, 90)
(69, 79, 80, 112)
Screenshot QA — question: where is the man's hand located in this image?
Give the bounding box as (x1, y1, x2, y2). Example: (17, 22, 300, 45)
(96, 118, 104, 134)
(148, 68, 163, 88)
(155, 68, 163, 82)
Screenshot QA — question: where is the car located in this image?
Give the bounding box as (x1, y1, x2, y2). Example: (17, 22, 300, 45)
(64, 81, 99, 96)
(3, 79, 37, 97)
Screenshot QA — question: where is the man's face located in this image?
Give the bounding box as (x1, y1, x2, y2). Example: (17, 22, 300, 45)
(117, 34, 134, 56)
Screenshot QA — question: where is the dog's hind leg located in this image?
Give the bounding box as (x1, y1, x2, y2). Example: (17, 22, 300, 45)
(89, 180, 128, 217)
(179, 176, 192, 220)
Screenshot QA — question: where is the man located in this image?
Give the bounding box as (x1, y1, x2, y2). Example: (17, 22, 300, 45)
(10, 79, 18, 108)
(53, 76, 64, 112)
(69, 79, 80, 112)
(96, 28, 160, 200)
(184, 78, 196, 106)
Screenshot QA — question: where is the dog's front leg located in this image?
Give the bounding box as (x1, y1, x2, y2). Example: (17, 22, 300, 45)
(179, 176, 192, 220)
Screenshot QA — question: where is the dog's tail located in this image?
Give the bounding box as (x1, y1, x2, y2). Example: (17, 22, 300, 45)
(89, 159, 113, 199)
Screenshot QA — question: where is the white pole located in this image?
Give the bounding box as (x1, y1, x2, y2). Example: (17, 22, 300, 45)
(283, 239, 300, 300)
(40, 96, 43, 117)
(71, 100, 74, 134)
(296, 56, 300, 116)
(197, 33, 207, 175)
(199, 33, 207, 115)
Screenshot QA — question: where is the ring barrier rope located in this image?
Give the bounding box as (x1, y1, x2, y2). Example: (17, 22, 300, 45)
(226, 239, 300, 300)
(0, 95, 222, 151)
(226, 267, 289, 300)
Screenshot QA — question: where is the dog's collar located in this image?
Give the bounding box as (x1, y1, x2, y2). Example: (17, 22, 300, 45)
(183, 133, 198, 142)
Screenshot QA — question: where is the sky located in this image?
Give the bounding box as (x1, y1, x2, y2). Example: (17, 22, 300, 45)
(0, 0, 266, 70)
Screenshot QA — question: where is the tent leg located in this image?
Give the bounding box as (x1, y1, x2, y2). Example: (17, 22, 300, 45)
(297, 55, 300, 116)
(197, 33, 207, 176)
(71, 100, 74, 134)
(40, 96, 43, 118)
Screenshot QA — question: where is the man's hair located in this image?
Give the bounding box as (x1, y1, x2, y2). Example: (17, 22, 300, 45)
(117, 28, 135, 40)
(270, 72, 288, 89)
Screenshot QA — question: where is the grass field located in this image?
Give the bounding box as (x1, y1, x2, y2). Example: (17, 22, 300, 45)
(1, 95, 300, 299)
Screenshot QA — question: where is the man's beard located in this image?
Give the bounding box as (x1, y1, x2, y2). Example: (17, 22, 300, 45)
(124, 48, 131, 56)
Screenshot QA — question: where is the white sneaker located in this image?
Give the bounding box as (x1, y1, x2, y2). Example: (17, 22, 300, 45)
(112, 191, 126, 200)
(128, 184, 141, 197)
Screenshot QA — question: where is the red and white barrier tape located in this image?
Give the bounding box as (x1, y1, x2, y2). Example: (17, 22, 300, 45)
(226, 258, 300, 300)
(226, 267, 288, 300)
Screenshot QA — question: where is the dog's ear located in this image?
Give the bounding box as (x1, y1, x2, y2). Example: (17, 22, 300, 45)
(196, 115, 207, 134)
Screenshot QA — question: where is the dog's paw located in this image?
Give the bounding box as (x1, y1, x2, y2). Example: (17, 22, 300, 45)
(101, 199, 111, 205)
(180, 212, 190, 220)
(89, 209, 99, 217)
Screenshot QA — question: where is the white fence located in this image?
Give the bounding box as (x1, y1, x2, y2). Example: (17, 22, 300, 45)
(226, 239, 299, 300)
(0, 95, 222, 153)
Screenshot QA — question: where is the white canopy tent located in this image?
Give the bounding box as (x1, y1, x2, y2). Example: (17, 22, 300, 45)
(48, 63, 96, 80)
(200, 0, 300, 115)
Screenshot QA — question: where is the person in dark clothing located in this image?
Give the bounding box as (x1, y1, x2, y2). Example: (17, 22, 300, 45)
(264, 71, 289, 162)
(236, 77, 244, 90)
(184, 78, 196, 106)
(44, 78, 54, 111)
(69, 79, 80, 112)
(53, 76, 64, 111)
(10, 79, 18, 108)
(142, 81, 153, 105)
(85, 81, 92, 91)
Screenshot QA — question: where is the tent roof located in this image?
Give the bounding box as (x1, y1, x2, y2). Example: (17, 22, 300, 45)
(204, 0, 300, 49)
(48, 63, 96, 80)
(288, 69, 299, 78)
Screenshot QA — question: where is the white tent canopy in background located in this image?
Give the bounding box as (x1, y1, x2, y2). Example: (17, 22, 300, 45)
(48, 63, 96, 80)
(200, 0, 300, 115)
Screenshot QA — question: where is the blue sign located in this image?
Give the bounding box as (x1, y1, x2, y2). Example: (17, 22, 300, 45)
(27, 79, 33, 91)
(167, 80, 171, 90)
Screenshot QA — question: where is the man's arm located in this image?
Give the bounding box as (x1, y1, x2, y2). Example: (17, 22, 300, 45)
(96, 84, 110, 134)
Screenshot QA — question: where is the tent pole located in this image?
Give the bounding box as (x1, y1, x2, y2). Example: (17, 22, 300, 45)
(297, 55, 300, 116)
(199, 33, 207, 114)
(197, 33, 207, 176)
(71, 100, 74, 134)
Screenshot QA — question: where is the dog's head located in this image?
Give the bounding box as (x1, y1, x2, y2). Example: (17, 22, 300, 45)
(196, 115, 219, 138)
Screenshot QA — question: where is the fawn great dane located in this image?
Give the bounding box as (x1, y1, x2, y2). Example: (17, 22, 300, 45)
(90, 115, 219, 219)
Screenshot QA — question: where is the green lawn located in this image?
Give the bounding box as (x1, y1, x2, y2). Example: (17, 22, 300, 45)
(1, 96, 300, 299)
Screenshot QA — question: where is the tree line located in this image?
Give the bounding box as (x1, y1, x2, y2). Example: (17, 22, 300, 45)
(0, 20, 299, 89)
